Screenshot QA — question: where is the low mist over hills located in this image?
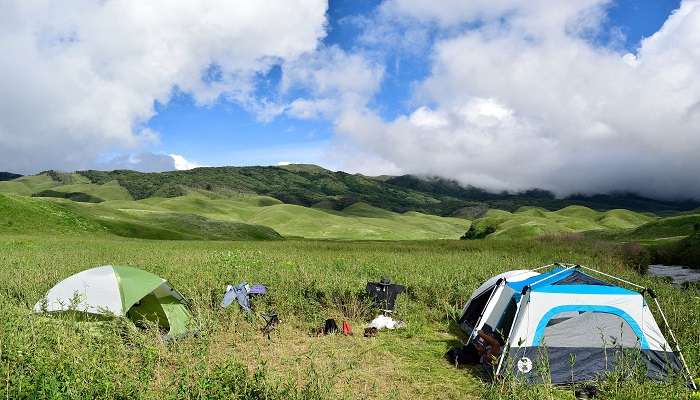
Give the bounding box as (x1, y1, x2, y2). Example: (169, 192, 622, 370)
(2, 165, 699, 242)
(74, 164, 699, 215)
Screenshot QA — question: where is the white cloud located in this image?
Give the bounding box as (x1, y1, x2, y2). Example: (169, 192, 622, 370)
(0, 0, 327, 174)
(170, 154, 202, 171)
(276, 161, 292, 166)
(334, 0, 700, 199)
(281, 46, 384, 120)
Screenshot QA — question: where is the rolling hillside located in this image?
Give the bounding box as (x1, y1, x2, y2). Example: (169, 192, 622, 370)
(2, 167, 699, 241)
(74, 165, 700, 215)
(463, 206, 656, 240)
(0, 188, 470, 241)
(0, 193, 282, 241)
(620, 213, 700, 240)
(93, 194, 470, 240)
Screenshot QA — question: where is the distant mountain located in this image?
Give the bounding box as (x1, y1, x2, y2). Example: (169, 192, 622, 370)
(0, 172, 21, 181)
(71, 164, 699, 216)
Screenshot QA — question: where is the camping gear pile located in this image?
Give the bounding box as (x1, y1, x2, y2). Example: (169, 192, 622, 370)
(34, 265, 193, 338)
(364, 277, 406, 335)
(314, 319, 353, 336)
(452, 263, 697, 389)
(313, 277, 407, 338)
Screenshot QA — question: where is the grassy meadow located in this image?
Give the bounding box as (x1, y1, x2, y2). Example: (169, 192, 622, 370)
(1, 172, 699, 399)
(1, 234, 698, 400)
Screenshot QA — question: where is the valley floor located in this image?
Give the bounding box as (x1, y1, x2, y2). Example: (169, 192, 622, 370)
(1, 235, 698, 399)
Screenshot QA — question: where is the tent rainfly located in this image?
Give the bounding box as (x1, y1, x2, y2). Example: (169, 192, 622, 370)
(458, 263, 696, 388)
(34, 265, 192, 337)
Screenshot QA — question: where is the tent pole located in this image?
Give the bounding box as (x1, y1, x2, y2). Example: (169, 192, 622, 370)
(532, 263, 556, 271)
(527, 265, 576, 287)
(577, 265, 646, 290)
(494, 264, 571, 377)
(649, 292, 697, 390)
(467, 279, 504, 341)
(495, 288, 529, 378)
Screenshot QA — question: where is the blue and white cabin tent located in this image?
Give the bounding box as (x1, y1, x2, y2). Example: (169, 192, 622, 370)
(458, 264, 695, 387)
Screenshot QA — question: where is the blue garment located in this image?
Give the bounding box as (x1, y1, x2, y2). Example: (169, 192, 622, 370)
(249, 284, 267, 295)
(221, 282, 268, 312)
(233, 283, 252, 312)
(221, 284, 237, 308)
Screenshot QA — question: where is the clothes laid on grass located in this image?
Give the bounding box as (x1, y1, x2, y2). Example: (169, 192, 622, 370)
(248, 284, 267, 295)
(367, 314, 406, 330)
(221, 282, 267, 312)
(366, 278, 405, 312)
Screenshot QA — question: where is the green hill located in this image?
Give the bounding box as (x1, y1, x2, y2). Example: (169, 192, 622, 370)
(37, 180, 133, 202)
(1, 166, 697, 242)
(462, 206, 655, 240)
(70, 165, 698, 215)
(0, 188, 468, 241)
(339, 202, 396, 218)
(0, 174, 63, 196)
(0, 194, 102, 235)
(619, 213, 700, 240)
(101, 193, 470, 240)
(0, 193, 281, 241)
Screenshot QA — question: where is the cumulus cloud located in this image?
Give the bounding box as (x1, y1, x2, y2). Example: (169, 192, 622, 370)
(0, 0, 327, 174)
(335, 0, 700, 199)
(170, 154, 203, 171)
(281, 46, 384, 120)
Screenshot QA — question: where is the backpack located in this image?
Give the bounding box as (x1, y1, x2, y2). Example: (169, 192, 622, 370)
(323, 319, 339, 335)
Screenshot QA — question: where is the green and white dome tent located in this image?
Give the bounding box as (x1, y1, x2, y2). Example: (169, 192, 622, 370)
(34, 265, 192, 337)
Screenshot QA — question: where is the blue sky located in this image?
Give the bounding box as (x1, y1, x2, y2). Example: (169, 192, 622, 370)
(4, 0, 700, 199)
(144, 0, 681, 169)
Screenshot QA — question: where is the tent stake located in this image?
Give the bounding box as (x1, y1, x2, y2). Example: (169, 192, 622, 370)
(649, 292, 697, 390)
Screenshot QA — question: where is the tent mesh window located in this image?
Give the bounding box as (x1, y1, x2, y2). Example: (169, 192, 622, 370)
(460, 287, 495, 328)
(541, 311, 639, 348)
(552, 271, 613, 286)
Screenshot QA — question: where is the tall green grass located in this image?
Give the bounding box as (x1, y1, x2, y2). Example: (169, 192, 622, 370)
(0, 234, 697, 399)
